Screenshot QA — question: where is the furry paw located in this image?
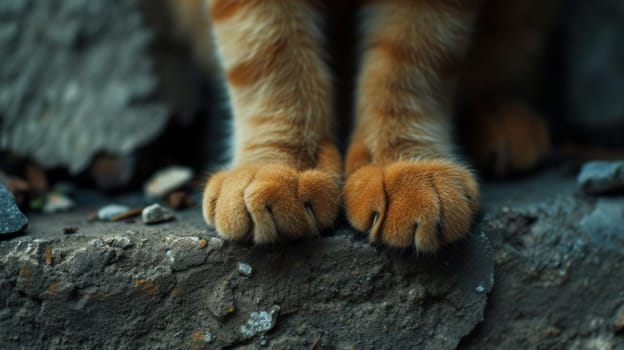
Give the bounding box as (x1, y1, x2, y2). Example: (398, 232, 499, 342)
(467, 103, 550, 176)
(202, 164, 340, 243)
(344, 160, 479, 253)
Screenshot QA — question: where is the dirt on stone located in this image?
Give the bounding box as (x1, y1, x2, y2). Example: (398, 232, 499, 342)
(0, 192, 493, 349)
(1, 164, 624, 349)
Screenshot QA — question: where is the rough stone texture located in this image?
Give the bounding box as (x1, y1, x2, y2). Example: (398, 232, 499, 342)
(0, 191, 493, 349)
(460, 165, 624, 350)
(0, 183, 27, 235)
(0, 0, 168, 173)
(577, 161, 624, 194)
(565, 0, 624, 129)
(2, 164, 624, 349)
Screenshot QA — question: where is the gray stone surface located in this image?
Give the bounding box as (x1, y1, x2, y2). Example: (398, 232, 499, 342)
(3, 165, 623, 349)
(578, 161, 624, 194)
(0, 0, 168, 173)
(0, 183, 27, 235)
(460, 165, 624, 350)
(0, 190, 494, 350)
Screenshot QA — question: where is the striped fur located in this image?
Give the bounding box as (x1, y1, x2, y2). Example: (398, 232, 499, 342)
(171, 0, 558, 251)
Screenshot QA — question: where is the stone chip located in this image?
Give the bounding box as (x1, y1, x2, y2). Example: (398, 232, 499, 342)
(0, 183, 28, 235)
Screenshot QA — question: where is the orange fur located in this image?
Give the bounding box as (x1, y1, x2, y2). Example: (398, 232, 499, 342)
(343, 0, 480, 250)
(163, 0, 557, 251)
(202, 0, 339, 242)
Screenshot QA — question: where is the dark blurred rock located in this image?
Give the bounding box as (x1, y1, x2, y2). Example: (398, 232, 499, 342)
(144, 166, 193, 198)
(90, 154, 137, 191)
(0, 183, 28, 235)
(165, 191, 194, 209)
(577, 161, 624, 194)
(565, 0, 624, 130)
(42, 193, 75, 214)
(0, 0, 168, 174)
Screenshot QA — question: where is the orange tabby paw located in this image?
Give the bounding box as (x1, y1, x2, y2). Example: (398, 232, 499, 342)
(344, 160, 479, 253)
(468, 103, 550, 176)
(202, 164, 340, 243)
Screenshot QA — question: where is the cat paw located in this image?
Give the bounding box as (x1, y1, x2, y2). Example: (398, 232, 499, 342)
(467, 103, 550, 176)
(344, 160, 479, 253)
(202, 164, 340, 243)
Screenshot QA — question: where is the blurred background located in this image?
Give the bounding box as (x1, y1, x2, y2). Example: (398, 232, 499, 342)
(1, 0, 623, 213)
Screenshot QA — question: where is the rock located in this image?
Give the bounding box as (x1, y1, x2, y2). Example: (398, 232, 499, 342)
(0, 0, 169, 174)
(42, 193, 75, 213)
(90, 154, 137, 191)
(144, 166, 193, 198)
(240, 306, 281, 338)
(97, 204, 130, 221)
(0, 187, 494, 350)
(578, 161, 624, 194)
(165, 236, 220, 271)
(165, 191, 195, 209)
(142, 204, 175, 224)
(579, 198, 624, 248)
(63, 227, 79, 235)
(0, 183, 28, 235)
(24, 161, 48, 195)
(105, 236, 133, 250)
(238, 262, 253, 277)
(59, 239, 118, 275)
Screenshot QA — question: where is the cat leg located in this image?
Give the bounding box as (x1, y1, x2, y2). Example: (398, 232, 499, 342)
(202, 0, 340, 243)
(459, 0, 557, 176)
(345, 0, 480, 253)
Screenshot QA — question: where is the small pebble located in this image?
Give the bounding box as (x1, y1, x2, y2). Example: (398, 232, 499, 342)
(63, 227, 79, 234)
(144, 166, 194, 198)
(240, 305, 280, 337)
(578, 161, 624, 194)
(105, 236, 133, 249)
(43, 193, 75, 213)
(98, 204, 130, 221)
(204, 331, 213, 343)
(238, 262, 253, 277)
(142, 204, 175, 224)
(165, 191, 195, 209)
(0, 183, 28, 235)
(475, 285, 486, 294)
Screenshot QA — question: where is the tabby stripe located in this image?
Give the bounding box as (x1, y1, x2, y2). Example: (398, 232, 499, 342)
(226, 39, 288, 86)
(210, 0, 257, 22)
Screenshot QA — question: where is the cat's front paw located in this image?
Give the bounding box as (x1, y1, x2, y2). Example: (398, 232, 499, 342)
(344, 160, 479, 253)
(467, 102, 551, 176)
(203, 164, 340, 243)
